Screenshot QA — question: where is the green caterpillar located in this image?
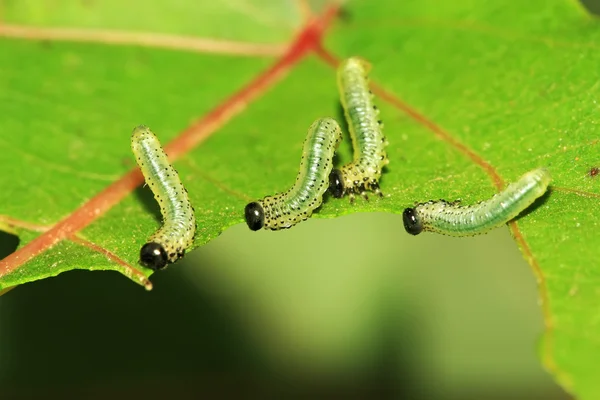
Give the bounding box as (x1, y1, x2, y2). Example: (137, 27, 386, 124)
(245, 117, 343, 231)
(131, 125, 195, 270)
(403, 168, 551, 236)
(329, 57, 389, 202)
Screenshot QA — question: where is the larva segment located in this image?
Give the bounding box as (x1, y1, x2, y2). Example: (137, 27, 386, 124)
(330, 57, 389, 202)
(245, 117, 343, 231)
(403, 168, 551, 236)
(131, 125, 196, 270)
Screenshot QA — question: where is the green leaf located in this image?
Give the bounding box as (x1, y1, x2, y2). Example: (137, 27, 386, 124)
(0, 0, 598, 398)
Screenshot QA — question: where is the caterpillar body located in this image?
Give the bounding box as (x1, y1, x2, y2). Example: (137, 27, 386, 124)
(131, 125, 196, 270)
(329, 57, 389, 202)
(245, 117, 343, 231)
(403, 168, 551, 236)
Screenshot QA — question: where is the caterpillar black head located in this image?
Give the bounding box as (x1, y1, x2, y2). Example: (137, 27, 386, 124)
(140, 242, 169, 270)
(244, 202, 265, 231)
(402, 208, 423, 235)
(328, 169, 345, 198)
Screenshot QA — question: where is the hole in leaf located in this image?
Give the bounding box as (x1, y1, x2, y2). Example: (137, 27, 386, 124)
(579, 0, 600, 15)
(0, 230, 19, 260)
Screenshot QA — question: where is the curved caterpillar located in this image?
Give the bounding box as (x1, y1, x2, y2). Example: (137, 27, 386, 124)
(131, 125, 196, 270)
(403, 168, 551, 236)
(329, 57, 389, 202)
(245, 117, 343, 231)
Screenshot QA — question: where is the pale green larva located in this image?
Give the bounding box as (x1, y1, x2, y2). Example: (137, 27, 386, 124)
(131, 125, 195, 270)
(329, 57, 389, 202)
(245, 117, 343, 231)
(403, 168, 551, 236)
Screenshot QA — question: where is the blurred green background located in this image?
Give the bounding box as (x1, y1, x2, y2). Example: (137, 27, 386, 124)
(0, 214, 568, 399)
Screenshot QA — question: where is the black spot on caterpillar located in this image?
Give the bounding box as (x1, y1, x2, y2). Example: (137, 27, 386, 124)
(131, 125, 195, 270)
(245, 117, 343, 231)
